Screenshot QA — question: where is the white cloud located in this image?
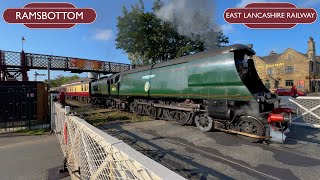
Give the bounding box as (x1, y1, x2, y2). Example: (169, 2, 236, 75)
(91, 29, 113, 41)
(236, 0, 319, 8)
(299, 0, 320, 7)
(220, 24, 234, 34)
(236, 0, 279, 7)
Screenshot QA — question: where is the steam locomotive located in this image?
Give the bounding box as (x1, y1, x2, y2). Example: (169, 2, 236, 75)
(60, 44, 292, 142)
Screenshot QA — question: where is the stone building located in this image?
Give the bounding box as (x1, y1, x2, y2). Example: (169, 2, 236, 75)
(253, 37, 320, 93)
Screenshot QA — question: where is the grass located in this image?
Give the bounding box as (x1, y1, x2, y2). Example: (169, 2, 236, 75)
(84, 110, 151, 126)
(15, 129, 50, 135)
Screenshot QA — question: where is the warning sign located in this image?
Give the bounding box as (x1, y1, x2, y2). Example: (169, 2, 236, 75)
(298, 80, 304, 88)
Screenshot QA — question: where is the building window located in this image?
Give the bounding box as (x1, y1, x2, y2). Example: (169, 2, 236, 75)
(285, 80, 294, 86)
(267, 68, 273, 75)
(285, 66, 294, 74)
(265, 81, 270, 89)
(275, 81, 279, 89)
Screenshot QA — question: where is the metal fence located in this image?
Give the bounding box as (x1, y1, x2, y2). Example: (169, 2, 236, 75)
(0, 81, 49, 133)
(281, 96, 320, 128)
(52, 102, 184, 180)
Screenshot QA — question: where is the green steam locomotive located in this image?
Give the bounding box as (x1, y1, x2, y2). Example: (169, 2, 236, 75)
(87, 44, 292, 141)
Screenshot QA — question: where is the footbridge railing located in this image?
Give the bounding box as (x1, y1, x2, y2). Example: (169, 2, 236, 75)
(52, 102, 184, 180)
(281, 96, 320, 128)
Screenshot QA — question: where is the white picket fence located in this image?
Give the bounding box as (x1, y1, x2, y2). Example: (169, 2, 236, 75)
(281, 96, 320, 128)
(52, 102, 185, 180)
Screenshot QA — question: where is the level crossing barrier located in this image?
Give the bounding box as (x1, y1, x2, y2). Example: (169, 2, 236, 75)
(280, 96, 320, 128)
(52, 102, 185, 180)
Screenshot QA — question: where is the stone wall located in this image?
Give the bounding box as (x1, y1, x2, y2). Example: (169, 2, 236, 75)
(253, 48, 310, 92)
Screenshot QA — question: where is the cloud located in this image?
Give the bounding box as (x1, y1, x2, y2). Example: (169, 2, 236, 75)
(236, 0, 319, 7)
(299, 0, 320, 7)
(236, 0, 279, 7)
(220, 24, 234, 34)
(90, 29, 113, 41)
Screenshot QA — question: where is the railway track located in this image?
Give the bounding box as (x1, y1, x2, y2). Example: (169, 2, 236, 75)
(64, 100, 319, 179)
(100, 125, 282, 180)
(67, 99, 320, 147)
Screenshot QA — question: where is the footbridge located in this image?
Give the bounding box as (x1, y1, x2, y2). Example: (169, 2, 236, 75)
(0, 50, 134, 81)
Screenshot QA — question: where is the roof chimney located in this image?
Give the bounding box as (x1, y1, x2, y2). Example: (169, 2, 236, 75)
(307, 36, 316, 59)
(269, 51, 277, 55)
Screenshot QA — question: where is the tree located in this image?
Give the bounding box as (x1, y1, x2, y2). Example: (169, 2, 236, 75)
(217, 31, 229, 47)
(44, 75, 80, 87)
(116, 0, 229, 65)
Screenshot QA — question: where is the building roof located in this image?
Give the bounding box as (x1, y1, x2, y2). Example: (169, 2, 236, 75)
(260, 53, 282, 64)
(258, 48, 308, 64)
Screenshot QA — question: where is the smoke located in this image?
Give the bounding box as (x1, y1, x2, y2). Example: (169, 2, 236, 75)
(236, 102, 260, 118)
(155, 0, 220, 49)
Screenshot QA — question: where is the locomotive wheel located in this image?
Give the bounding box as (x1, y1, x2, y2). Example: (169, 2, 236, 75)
(195, 114, 214, 132)
(237, 116, 264, 142)
(129, 102, 136, 113)
(132, 103, 143, 115)
(147, 106, 157, 119)
(173, 111, 191, 126)
(161, 109, 171, 120)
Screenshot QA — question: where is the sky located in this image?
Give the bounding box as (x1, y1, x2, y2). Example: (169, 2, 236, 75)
(0, 0, 320, 81)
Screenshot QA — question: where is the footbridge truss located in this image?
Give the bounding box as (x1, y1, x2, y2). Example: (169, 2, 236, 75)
(0, 50, 135, 81)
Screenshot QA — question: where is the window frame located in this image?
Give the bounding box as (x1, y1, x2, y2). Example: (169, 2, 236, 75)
(285, 66, 294, 74)
(285, 80, 294, 86)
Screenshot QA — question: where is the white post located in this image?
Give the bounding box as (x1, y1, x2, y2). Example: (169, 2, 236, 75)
(65, 106, 70, 115)
(50, 92, 59, 131)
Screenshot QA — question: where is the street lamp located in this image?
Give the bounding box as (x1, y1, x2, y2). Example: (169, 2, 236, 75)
(21, 36, 26, 51)
(309, 57, 314, 93)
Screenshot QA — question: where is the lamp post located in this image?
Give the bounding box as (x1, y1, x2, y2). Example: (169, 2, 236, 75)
(21, 36, 26, 51)
(310, 58, 314, 93)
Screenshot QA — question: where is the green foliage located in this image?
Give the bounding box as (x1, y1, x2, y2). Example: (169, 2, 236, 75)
(217, 31, 229, 47)
(15, 129, 49, 135)
(85, 111, 151, 126)
(44, 75, 80, 87)
(116, 0, 229, 65)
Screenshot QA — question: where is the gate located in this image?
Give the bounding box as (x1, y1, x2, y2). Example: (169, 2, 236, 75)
(281, 96, 320, 128)
(0, 81, 48, 133)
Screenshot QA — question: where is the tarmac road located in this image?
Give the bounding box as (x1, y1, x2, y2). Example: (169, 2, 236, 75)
(100, 120, 320, 180)
(0, 133, 70, 180)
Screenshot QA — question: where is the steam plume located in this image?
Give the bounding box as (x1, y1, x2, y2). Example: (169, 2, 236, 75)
(155, 0, 220, 49)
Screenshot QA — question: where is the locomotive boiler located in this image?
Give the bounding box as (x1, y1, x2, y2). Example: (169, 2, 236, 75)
(65, 44, 292, 142)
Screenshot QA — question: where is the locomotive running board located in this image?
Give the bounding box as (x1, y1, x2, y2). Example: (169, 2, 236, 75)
(153, 104, 194, 111)
(136, 102, 206, 112)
